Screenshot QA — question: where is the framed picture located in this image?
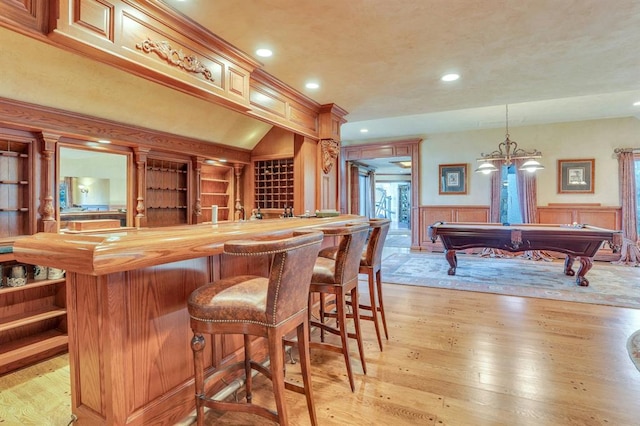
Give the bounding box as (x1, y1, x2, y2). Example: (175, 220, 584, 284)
(558, 159, 595, 193)
(439, 163, 467, 195)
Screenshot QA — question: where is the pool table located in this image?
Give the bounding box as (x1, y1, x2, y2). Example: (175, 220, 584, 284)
(427, 222, 622, 286)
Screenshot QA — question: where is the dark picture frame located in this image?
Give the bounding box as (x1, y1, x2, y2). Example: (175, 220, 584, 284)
(558, 159, 595, 193)
(439, 163, 467, 195)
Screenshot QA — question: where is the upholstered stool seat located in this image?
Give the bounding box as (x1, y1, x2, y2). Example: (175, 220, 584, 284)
(307, 222, 370, 392)
(317, 218, 391, 351)
(188, 231, 323, 426)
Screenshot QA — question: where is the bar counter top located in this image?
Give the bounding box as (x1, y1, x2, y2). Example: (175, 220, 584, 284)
(13, 215, 365, 276)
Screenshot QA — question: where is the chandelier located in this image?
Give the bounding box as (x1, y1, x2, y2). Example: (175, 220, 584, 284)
(475, 105, 544, 174)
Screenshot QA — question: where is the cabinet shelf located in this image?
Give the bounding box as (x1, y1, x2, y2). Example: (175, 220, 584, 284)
(202, 178, 228, 183)
(0, 180, 28, 185)
(0, 307, 66, 333)
(0, 151, 28, 158)
(0, 208, 29, 212)
(146, 186, 187, 191)
(0, 330, 68, 375)
(0, 278, 64, 295)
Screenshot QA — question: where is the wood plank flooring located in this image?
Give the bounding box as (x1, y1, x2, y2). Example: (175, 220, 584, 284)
(2, 272, 640, 425)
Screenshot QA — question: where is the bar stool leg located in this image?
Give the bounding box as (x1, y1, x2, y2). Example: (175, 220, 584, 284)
(375, 269, 389, 340)
(297, 319, 318, 426)
(336, 291, 355, 392)
(350, 287, 367, 375)
(243, 334, 253, 403)
(366, 271, 384, 351)
(191, 333, 206, 426)
(267, 328, 288, 425)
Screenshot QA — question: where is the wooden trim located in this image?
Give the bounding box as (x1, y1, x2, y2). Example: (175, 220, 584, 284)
(0, 1, 337, 142)
(0, 97, 251, 164)
(340, 138, 421, 246)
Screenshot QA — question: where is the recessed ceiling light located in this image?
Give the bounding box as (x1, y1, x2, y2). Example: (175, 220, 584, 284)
(305, 82, 320, 89)
(441, 73, 460, 82)
(360, 129, 369, 133)
(633, 101, 640, 106)
(97, 139, 111, 144)
(256, 48, 272, 58)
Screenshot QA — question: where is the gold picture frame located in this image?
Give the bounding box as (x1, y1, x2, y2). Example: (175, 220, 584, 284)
(558, 159, 595, 193)
(439, 163, 467, 195)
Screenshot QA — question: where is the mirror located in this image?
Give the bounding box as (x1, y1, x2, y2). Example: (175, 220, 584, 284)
(58, 146, 130, 225)
(60, 176, 111, 210)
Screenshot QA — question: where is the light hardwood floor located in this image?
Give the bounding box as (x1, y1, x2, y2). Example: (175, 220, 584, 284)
(2, 255, 640, 425)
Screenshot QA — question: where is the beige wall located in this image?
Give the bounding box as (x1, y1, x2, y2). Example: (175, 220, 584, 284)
(421, 117, 640, 207)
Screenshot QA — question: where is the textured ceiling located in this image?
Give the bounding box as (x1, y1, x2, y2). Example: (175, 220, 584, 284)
(164, 0, 640, 147)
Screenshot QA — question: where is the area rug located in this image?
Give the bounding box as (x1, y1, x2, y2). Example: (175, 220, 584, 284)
(628, 330, 640, 371)
(381, 252, 640, 309)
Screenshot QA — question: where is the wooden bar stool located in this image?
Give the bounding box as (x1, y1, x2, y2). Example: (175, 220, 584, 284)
(308, 222, 370, 392)
(357, 218, 391, 349)
(318, 218, 391, 351)
(188, 231, 323, 426)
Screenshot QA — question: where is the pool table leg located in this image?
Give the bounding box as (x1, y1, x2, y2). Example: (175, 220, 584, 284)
(563, 255, 592, 286)
(445, 250, 457, 275)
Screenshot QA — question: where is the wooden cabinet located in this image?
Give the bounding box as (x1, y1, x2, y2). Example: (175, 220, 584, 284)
(146, 157, 190, 227)
(254, 158, 294, 210)
(0, 251, 67, 375)
(0, 137, 34, 238)
(201, 164, 232, 222)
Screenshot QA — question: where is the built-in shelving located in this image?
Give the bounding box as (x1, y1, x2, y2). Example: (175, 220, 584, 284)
(146, 158, 190, 227)
(201, 164, 231, 222)
(254, 158, 293, 210)
(0, 258, 67, 375)
(0, 138, 33, 237)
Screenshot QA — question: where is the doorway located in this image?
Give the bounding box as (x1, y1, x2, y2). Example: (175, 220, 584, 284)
(340, 139, 420, 249)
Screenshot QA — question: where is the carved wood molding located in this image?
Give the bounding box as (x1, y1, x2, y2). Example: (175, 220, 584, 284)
(136, 38, 215, 82)
(320, 138, 340, 174)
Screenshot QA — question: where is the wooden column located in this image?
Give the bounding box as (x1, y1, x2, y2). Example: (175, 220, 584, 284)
(317, 104, 348, 212)
(134, 147, 149, 228)
(192, 157, 203, 223)
(233, 163, 244, 220)
(39, 132, 59, 233)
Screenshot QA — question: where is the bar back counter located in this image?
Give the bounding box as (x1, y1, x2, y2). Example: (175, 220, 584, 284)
(14, 215, 365, 425)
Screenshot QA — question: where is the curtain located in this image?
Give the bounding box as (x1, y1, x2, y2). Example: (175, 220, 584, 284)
(481, 166, 512, 258)
(515, 159, 553, 261)
(613, 150, 640, 265)
(490, 169, 501, 222)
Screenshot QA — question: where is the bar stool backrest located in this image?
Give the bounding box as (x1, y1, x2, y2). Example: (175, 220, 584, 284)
(363, 218, 391, 269)
(223, 231, 324, 326)
(329, 223, 370, 285)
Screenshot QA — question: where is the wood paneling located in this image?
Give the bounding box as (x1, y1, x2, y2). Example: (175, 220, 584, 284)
(52, 0, 256, 111)
(538, 205, 621, 230)
(14, 215, 365, 425)
(418, 205, 490, 251)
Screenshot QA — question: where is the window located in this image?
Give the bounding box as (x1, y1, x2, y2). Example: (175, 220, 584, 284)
(499, 165, 523, 224)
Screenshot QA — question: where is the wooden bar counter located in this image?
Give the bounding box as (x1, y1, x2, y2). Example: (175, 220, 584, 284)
(13, 215, 364, 425)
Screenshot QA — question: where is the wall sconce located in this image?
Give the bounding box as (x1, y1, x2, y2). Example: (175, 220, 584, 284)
(78, 184, 89, 194)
